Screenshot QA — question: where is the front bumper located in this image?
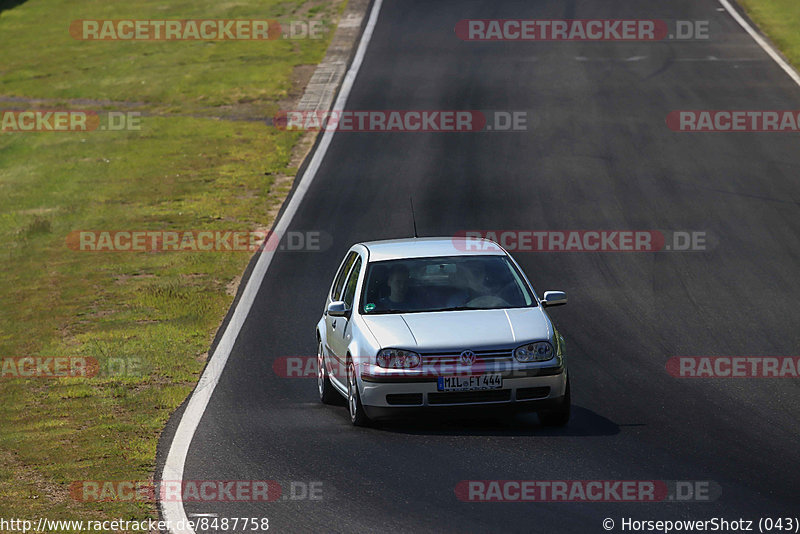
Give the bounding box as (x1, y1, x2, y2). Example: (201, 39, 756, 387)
(359, 363, 567, 419)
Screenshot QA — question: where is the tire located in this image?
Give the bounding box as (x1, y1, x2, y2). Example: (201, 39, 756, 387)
(538, 377, 571, 427)
(317, 341, 339, 405)
(347, 359, 371, 427)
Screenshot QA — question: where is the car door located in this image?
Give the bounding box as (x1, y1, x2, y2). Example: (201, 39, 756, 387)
(329, 256, 362, 385)
(325, 251, 357, 384)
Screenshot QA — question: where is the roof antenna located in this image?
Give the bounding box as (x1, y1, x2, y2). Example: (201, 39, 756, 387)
(410, 197, 419, 238)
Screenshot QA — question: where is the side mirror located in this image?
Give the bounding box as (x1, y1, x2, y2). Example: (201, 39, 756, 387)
(542, 291, 567, 307)
(327, 301, 349, 317)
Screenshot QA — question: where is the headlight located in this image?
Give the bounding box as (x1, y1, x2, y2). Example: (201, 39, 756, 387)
(377, 348, 421, 369)
(514, 342, 555, 362)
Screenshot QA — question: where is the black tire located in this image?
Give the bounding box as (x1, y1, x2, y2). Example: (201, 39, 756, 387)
(317, 341, 339, 405)
(538, 377, 571, 427)
(347, 359, 371, 427)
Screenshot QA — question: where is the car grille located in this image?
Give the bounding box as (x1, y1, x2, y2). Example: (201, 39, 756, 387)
(428, 389, 512, 405)
(420, 348, 513, 366)
(516, 386, 550, 400)
(386, 393, 424, 406)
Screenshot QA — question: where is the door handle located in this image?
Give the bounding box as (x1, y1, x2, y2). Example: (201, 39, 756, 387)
(332, 320, 337, 330)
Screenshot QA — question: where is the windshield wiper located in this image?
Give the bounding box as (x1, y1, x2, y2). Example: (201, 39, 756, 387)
(425, 306, 476, 312)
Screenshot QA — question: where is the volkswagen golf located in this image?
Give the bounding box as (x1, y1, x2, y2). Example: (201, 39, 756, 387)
(315, 237, 570, 426)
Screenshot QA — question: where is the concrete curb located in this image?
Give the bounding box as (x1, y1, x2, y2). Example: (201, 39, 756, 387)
(297, 0, 373, 112)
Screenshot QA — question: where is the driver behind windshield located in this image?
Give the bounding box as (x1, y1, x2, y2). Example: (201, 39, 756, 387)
(378, 264, 416, 309)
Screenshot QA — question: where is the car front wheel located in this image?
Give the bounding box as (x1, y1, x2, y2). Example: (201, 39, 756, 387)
(347, 360, 371, 427)
(317, 341, 339, 405)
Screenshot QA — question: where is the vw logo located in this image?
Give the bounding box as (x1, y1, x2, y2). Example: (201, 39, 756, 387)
(459, 350, 476, 366)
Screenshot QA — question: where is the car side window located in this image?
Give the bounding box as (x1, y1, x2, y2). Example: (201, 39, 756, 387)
(331, 251, 357, 301)
(342, 257, 363, 309)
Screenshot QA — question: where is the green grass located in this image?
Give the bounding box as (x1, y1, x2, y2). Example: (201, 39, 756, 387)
(738, 0, 800, 68)
(0, 0, 343, 526)
(0, 0, 340, 111)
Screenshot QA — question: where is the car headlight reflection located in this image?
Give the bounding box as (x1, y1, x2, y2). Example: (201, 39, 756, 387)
(377, 348, 421, 369)
(514, 341, 555, 362)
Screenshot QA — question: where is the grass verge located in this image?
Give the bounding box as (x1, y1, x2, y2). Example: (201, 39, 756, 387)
(737, 0, 800, 68)
(0, 0, 343, 527)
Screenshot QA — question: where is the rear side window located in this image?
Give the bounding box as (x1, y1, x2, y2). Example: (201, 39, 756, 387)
(342, 257, 363, 308)
(331, 251, 357, 301)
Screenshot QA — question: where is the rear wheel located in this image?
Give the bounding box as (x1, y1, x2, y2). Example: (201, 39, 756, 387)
(317, 341, 339, 405)
(538, 377, 571, 427)
(347, 360, 371, 427)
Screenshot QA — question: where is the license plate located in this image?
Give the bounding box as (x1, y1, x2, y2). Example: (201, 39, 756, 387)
(437, 374, 502, 392)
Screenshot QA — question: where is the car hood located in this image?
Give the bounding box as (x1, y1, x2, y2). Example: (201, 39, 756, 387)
(360, 308, 552, 351)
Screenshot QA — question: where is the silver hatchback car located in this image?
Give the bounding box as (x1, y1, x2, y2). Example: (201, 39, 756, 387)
(315, 237, 570, 426)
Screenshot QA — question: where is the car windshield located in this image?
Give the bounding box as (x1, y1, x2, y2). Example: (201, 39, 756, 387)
(360, 255, 535, 314)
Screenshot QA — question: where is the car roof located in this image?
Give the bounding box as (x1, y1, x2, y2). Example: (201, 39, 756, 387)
(358, 237, 506, 262)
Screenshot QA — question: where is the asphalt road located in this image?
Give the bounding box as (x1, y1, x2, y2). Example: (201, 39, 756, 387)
(166, 0, 800, 531)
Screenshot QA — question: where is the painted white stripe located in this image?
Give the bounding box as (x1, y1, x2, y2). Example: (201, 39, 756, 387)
(718, 0, 800, 88)
(159, 1, 385, 531)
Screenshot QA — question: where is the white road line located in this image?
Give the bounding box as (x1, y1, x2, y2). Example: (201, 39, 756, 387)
(717, 0, 800, 88)
(159, 1, 385, 532)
